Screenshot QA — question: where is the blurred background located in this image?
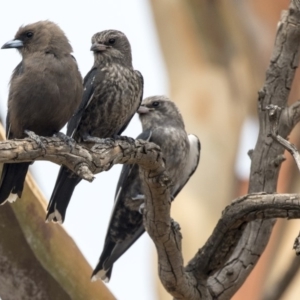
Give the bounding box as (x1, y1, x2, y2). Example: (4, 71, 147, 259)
(1, 0, 300, 299)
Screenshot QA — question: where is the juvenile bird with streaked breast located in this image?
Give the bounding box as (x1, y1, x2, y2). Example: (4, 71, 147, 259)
(0, 21, 82, 205)
(93, 95, 201, 282)
(46, 30, 143, 223)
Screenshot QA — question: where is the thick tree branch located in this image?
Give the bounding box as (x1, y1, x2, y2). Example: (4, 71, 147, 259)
(0, 136, 164, 181)
(3, 136, 300, 300)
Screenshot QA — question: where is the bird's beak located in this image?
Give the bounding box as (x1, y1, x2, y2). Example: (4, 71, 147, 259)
(1, 39, 23, 49)
(90, 43, 107, 52)
(137, 105, 151, 114)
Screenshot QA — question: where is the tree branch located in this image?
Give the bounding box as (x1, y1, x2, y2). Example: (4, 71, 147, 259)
(2, 135, 300, 300)
(0, 136, 164, 181)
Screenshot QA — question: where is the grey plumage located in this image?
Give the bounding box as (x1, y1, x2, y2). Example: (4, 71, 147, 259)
(93, 95, 201, 282)
(46, 30, 143, 223)
(0, 21, 82, 204)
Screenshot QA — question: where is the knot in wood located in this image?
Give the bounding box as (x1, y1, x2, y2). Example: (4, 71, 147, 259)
(266, 104, 283, 121)
(226, 267, 234, 276)
(273, 154, 286, 167)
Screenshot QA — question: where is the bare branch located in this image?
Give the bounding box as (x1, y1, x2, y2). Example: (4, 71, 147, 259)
(281, 100, 300, 133)
(0, 136, 164, 181)
(3, 135, 300, 299)
(271, 134, 300, 171)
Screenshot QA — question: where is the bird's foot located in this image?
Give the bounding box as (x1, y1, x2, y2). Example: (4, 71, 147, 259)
(83, 135, 116, 147)
(139, 203, 145, 214)
(113, 135, 135, 144)
(83, 134, 105, 144)
(25, 130, 46, 151)
(54, 132, 76, 150)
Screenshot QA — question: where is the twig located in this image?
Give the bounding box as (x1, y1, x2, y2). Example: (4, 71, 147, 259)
(271, 134, 300, 172)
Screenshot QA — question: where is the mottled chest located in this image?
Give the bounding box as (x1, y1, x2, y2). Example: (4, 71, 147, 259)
(77, 64, 141, 138)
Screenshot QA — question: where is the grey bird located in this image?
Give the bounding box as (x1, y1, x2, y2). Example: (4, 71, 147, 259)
(46, 30, 143, 223)
(0, 21, 82, 205)
(92, 95, 201, 282)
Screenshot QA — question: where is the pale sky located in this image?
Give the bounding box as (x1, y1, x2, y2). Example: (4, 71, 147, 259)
(0, 1, 169, 299)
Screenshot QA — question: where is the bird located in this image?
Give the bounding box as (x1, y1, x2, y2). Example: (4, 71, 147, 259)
(46, 29, 143, 223)
(92, 95, 201, 282)
(0, 21, 83, 205)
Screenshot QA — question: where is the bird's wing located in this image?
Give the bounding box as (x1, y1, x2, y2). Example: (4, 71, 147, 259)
(117, 70, 144, 135)
(6, 62, 23, 138)
(92, 129, 152, 281)
(114, 127, 150, 200)
(0, 61, 30, 205)
(67, 67, 102, 137)
(6, 113, 11, 138)
(172, 134, 201, 199)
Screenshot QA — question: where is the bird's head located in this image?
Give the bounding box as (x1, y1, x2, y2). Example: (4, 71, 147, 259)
(1, 21, 72, 57)
(138, 96, 185, 130)
(91, 30, 132, 67)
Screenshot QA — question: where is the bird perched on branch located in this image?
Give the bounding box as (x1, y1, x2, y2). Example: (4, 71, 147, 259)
(93, 95, 201, 282)
(0, 21, 82, 205)
(46, 30, 143, 223)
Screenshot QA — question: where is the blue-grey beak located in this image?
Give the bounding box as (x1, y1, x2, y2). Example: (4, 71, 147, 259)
(1, 39, 23, 49)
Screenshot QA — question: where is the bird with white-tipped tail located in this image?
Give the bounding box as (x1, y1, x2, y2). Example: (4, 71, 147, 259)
(93, 95, 201, 282)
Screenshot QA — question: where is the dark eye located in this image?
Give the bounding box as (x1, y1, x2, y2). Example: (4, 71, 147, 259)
(108, 38, 115, 44)
(152, 101, 160, 107)
(26, 32, 34, 38)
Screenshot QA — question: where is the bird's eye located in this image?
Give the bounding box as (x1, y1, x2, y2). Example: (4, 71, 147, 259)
(26, 32, 34, 38)
(152, 101, 160, 107)
(108, 38, 115, 44)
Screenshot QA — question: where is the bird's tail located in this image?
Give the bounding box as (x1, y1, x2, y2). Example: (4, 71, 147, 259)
(92, 236, 116, 282)
(0, 163, 30, 205)
(92, 226, 145, 282)
(46, 166, 81, 223)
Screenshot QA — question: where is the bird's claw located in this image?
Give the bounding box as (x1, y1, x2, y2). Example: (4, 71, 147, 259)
(83, 135, 105, 144)
(25, 130, 46, 151)
(54, 132, 75, 151)
(113, 135, 135, 144)
(104, 138, 115, 147)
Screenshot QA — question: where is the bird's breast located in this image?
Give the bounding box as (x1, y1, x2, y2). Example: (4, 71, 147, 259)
(77, 64, 140, 138)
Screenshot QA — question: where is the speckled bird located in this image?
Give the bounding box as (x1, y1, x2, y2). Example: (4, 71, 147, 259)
(46, 30, 143, 223)
(93, 95, 201, 282)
